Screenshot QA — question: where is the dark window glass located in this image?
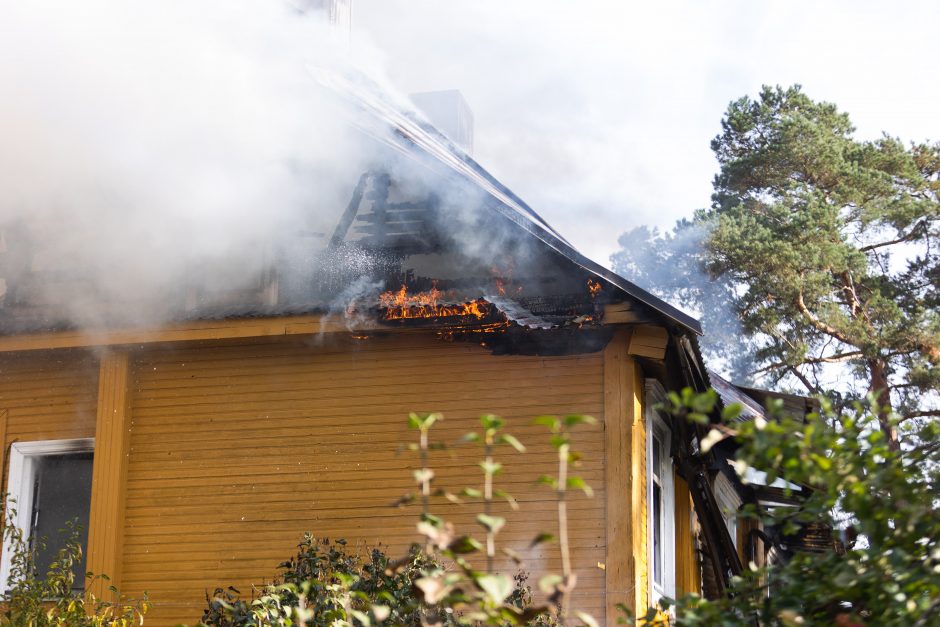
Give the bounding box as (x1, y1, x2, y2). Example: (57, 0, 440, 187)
(30, 452, 93, 591)
(652, 481, 662, 585)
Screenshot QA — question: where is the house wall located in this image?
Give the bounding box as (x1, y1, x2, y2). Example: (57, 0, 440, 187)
(0, 349, 99, 496)
(120, 334, 608, 625)
(0, 326, 673, 626)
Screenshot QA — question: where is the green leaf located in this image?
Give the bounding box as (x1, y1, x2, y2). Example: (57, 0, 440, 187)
(721, 403, 743, 422)
(461, 487, 483, 498)
(538, 475, 558, 488)
(563, 414, 597, 427)
(499, 433, 526, 452)
(420, 512, 443, 527)
(480, 413, 504, 430)
(479, 460, 503, 475)
(476, 513, 506, 534)
(409, 412, 443, 431)
(532, 415, 560, 430)
(494, 489, 520, 510)
(567, 476, 594, 497)
(530, 532, 556, 547)
(447, 536, 483, 554)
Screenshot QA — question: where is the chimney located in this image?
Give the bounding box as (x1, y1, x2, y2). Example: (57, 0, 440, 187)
(410, 90, 475, 155)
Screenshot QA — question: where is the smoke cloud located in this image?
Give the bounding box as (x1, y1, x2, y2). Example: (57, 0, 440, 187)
(0, 1, 404, 325)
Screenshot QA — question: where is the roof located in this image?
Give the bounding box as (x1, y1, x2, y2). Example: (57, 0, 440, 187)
(0, 69, 702, 338)
(707, 368, 768, 422)
(322, 71, 703, 335)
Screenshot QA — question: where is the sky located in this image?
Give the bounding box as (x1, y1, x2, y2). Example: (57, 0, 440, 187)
(354, 0, 940, 268)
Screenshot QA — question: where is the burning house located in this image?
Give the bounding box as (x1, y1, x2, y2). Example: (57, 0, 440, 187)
(0, 51, 759, 627)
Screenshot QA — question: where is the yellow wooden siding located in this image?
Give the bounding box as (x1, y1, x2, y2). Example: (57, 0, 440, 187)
(0, 349, 98, 470)
(674, 472, 700, 597)
(0, 350, 99, 580)
(122, 335, 608, 626)
(0, 350, 99, 445)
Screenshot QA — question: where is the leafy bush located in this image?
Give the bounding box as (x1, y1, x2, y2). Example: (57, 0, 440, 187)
(198, 536, 544, 627)
(0, 510, 148, 626)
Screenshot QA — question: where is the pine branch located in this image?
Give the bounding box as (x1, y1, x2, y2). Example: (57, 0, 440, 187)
(795, 289, 856, 346)
(858, 219, 929, 252)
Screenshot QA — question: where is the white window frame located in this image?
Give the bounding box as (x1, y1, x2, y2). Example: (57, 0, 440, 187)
(645, 380, 675, 606)
(0, 438, 95, 593)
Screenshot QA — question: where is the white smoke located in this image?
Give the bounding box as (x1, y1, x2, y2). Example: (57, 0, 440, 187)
(0, 1, 398, 324)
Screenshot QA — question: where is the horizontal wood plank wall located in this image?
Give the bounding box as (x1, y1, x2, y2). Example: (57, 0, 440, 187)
(0, 350, 99, 566)
(0, 349, 99, 452)
(123, 335, 607, 626)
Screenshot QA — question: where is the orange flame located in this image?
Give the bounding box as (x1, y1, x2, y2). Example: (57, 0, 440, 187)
(379, 284, 491, 321)
(587, 279, 602, 298)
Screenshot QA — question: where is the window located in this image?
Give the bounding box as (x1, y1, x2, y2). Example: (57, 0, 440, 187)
(646, 380, 675, 605)
(0, 439, 94, 592)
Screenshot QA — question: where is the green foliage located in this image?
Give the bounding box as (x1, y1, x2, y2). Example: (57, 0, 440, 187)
(198, 536, 445, 627)
(615, 85, 940, 443)
(635, 389, 940, 626)
(0, 510, 148, 626)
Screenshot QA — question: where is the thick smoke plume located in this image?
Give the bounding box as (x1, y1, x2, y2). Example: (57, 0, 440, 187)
(0, 1, 412, 326)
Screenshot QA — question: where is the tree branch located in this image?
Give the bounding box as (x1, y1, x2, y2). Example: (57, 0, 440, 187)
(787, 365, 819, 395)
(750, 351, 864, 376)
(805, 351, 864, 364)
(901, 409, 940, 421)
(795, 289, 856, 346)
(858, 220, 928, 252)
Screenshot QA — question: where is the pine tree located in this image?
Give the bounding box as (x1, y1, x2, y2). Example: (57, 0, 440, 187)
(617, 85, 940, 449)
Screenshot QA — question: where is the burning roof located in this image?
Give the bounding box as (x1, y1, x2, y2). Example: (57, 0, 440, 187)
(0, 69, 701, 340)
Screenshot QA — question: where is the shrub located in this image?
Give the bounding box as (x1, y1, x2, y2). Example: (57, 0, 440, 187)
(0, 510, 148, 626)
(197, 536, 543, 627)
